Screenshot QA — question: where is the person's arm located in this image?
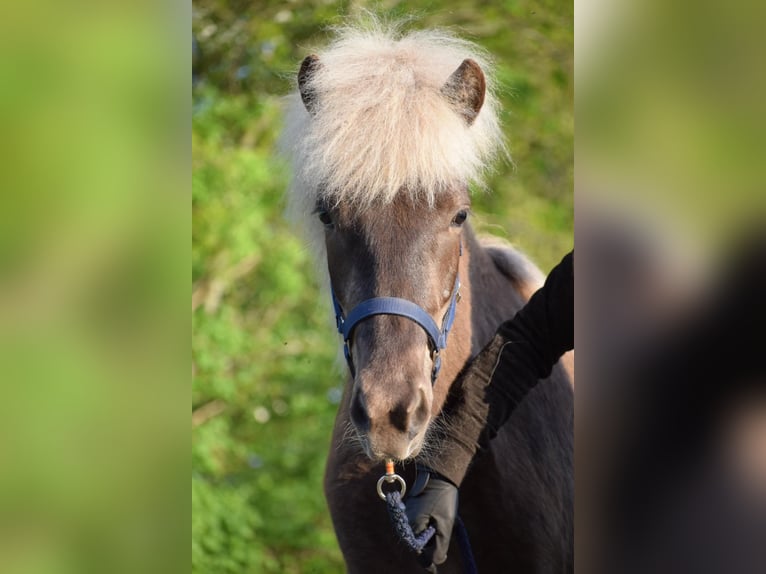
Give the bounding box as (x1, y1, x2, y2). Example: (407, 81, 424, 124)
(404, 251, 573, 568)
(434, 250, 573, 484)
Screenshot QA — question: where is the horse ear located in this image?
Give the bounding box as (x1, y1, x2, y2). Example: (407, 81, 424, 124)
(298, 54, 321, 115)
(441, 59, 486, 126)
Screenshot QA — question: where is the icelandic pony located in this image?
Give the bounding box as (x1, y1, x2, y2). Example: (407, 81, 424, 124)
(280, 23, 573, 574)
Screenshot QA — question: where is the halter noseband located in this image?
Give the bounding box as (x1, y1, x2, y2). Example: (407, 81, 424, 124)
(330, 241, 462, 385)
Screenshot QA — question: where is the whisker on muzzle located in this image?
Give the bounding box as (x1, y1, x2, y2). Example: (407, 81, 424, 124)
(338, 419, 369, 457)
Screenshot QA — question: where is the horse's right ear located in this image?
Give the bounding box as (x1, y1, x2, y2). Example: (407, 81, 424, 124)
(298, 54, 321, 115)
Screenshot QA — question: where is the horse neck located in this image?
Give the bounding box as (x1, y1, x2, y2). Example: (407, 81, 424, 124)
(426, 227, 505, 411)
(433, 226, 531, 407)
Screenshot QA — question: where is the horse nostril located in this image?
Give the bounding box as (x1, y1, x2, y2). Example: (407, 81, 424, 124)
(390, 386, 429, 435)
(389, 403, 409, 433)
(410, 388, 430, 433)
(350, 392, 370, 432)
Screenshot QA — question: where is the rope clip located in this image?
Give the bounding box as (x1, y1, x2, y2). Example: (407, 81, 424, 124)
(376, 459, 407, 501)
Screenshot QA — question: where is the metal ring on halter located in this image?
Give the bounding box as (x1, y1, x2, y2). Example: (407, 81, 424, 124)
(376, 473, 407, 501)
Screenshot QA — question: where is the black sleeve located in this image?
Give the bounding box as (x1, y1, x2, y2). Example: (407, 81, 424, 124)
(429, 251, 573, 485)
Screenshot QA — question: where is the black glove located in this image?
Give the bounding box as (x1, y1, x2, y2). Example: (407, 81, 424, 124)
(404, 466, 458, 571)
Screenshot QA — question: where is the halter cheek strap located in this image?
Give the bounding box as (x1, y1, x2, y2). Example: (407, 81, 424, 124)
(331, 241, 462, 384)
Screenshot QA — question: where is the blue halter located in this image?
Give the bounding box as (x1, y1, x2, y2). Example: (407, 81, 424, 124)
(330, 242, 462, 384)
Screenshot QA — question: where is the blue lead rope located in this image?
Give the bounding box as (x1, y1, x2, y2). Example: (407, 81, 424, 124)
(385, 490, 436, 553)
(454, 515, 478, 574)
(385, 490, 478, 574)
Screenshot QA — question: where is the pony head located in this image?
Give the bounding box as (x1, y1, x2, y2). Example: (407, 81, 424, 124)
(281, 21, 505, 460)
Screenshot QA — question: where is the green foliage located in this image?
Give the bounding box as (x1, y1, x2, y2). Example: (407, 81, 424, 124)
(192, 86, 343, 572)
(192, 2, 572, 572)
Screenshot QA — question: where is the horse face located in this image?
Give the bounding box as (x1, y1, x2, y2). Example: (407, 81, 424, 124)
(321, 191, 468, 460)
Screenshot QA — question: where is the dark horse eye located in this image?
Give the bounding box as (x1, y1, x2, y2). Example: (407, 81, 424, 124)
(451, 210, 468, 227)
(318, 209, 334, 228)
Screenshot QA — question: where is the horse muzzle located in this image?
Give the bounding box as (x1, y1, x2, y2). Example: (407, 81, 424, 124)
(349, 367, 432, 461)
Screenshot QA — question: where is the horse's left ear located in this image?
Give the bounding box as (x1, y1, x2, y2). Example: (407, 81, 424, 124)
(441, 59, 486, 126)
(298, 54, 321, 115)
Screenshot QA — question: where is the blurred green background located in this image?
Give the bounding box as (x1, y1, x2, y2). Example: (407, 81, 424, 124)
(192, 1, 572, 572)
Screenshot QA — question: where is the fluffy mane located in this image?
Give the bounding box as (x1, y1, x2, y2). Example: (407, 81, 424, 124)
(280, 20, 506, 218)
